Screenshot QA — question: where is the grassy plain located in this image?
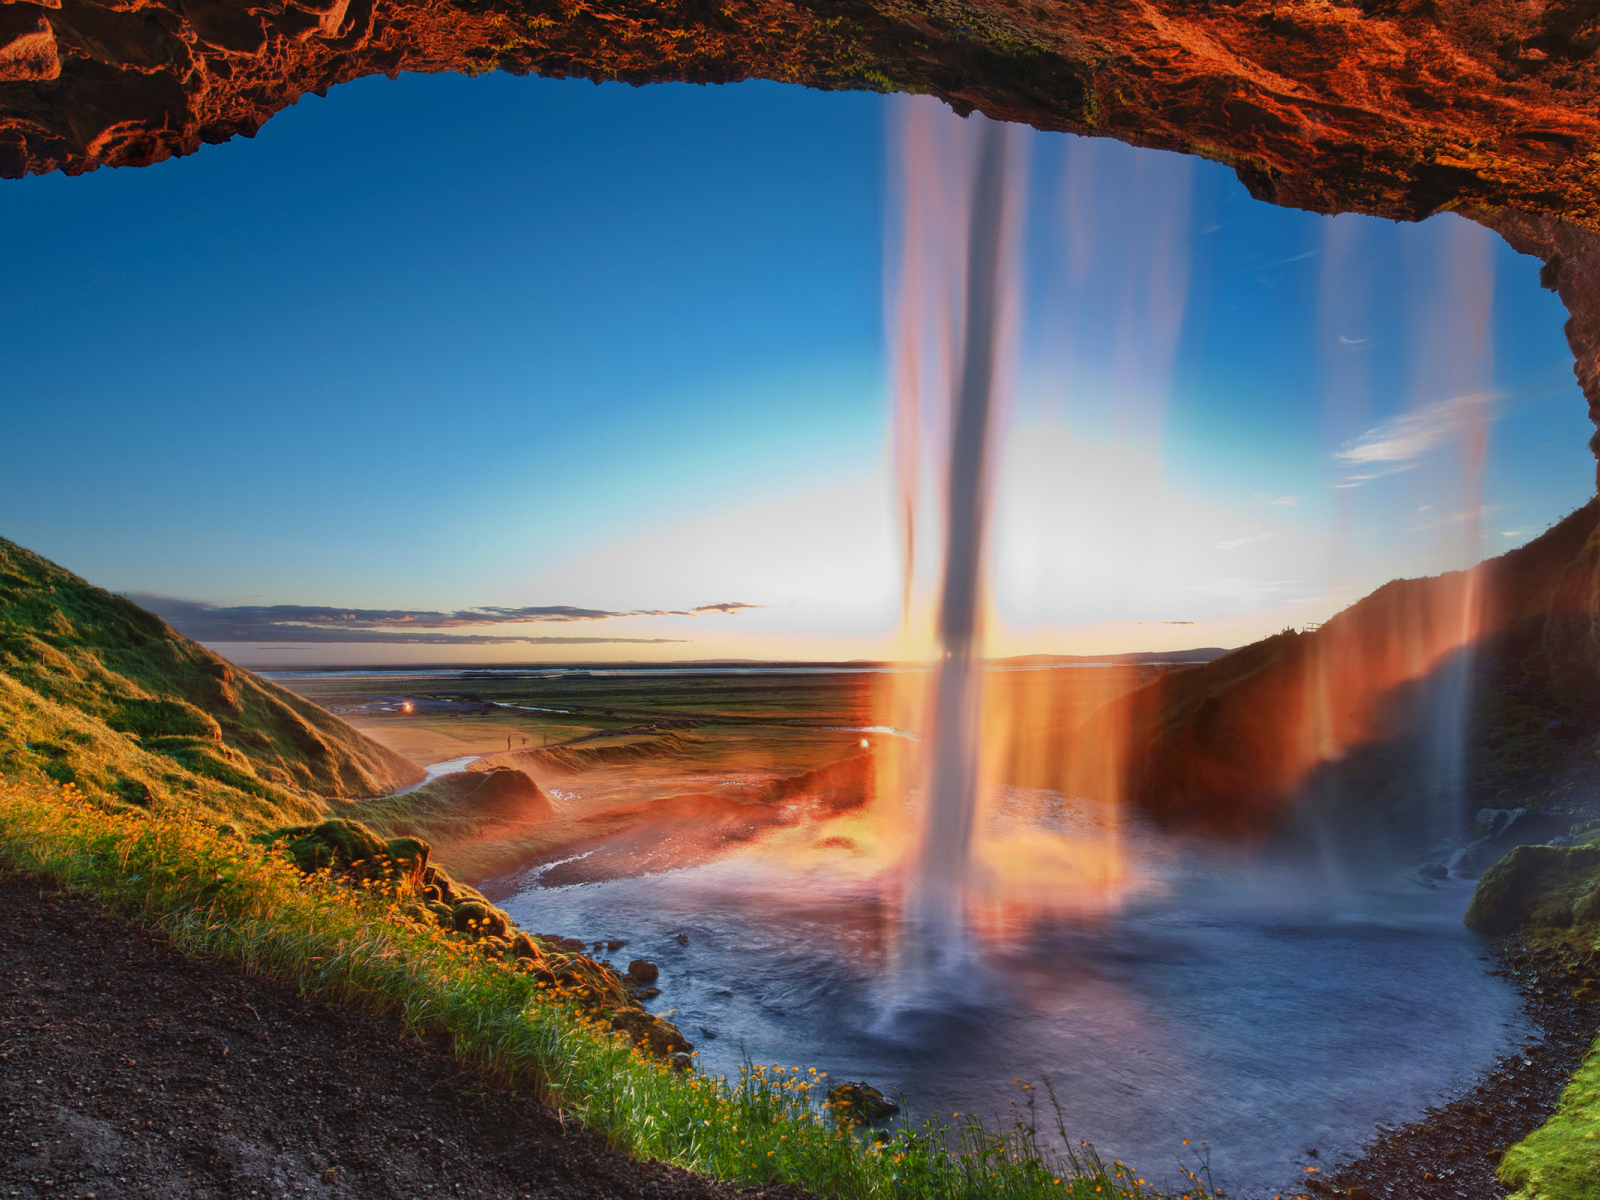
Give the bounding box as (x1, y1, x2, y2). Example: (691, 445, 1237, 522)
(277, 665, 1167, 883)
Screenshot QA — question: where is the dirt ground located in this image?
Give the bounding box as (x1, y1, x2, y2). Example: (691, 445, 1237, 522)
(0, 874, 803, 1200)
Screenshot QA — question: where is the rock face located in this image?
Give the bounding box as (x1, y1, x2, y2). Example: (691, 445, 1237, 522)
(4, 0, 1600, 225)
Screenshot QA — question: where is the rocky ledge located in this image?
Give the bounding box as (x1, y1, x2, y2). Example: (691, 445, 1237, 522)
(2, 0, 1600, 229)
(253, 817, 696, 1065)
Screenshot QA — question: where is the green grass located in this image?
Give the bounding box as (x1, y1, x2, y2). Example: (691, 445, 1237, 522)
(0, 534, 420, 818)
(1502, 1043, 1600, 1200)
(0, 671, 324, 828)
(0, 774, 1211, 1200)
(1464, 832, 1600, 1200)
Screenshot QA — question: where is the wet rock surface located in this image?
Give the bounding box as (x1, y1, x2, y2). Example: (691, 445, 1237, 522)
(1321, 939, 1600, 1200)
(0, 873, 801, 1200)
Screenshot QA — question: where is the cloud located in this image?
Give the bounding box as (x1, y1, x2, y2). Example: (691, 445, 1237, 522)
(1160, 620, 1196, 625)
(1407, 504, 1503, 533)
(1231, 249, 1319, 276)
(1331, 464, 1423, 488)
(1337, 335, 1369, 346)
(1268, 495, 1300, 507)
(1214, 532, 1275, 551)
(1501, 530, 1523, 538)
(126, 594, 755, 646)
(1333, 392, 1497, 487)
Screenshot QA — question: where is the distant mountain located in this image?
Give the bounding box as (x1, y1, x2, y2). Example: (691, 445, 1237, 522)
(1001, 649, 1233, 665)
(1070, 499, 1600, 836)
(0, 537, 421, 826)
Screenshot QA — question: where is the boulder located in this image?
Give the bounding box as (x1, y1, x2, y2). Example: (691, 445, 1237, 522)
(382, 836, 431, 888)
(537, 933, 588, 953)
(510, 932, 541, 960)
(609, 1007, 693, 1058)
(826, 1081, 900, 1124)
(450, 898, 508, 939)
(1464, 844, 1600, 935)
(626, 959, 659, 984)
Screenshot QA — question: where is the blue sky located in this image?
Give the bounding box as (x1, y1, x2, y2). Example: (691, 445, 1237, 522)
(0, 73, 1592, 662)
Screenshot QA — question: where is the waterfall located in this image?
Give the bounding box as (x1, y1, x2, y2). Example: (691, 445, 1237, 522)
(888, 99, 1026, 964)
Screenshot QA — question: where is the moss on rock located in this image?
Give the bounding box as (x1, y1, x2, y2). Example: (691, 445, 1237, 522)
(1464, 845, 1600, 940)
(609, 1007, 694, 1058)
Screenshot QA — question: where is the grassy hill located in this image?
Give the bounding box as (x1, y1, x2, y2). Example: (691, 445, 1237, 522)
(0, 536, 421, 826)
(1067, 498, 1600, 834)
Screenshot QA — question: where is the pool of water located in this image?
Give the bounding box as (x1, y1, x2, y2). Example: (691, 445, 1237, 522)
(489, 844, 1525, 1198)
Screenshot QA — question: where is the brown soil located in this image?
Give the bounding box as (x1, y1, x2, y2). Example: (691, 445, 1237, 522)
(1319, 940, 1600, 1200)
(0, 874, 802, 1200)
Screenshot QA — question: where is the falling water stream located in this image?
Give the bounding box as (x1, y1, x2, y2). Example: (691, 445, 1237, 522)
(904, 115, 1014, 958)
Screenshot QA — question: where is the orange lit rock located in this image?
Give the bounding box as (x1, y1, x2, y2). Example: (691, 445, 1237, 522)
(0, 4, 59, 82)
(1, 0, 1599, 227)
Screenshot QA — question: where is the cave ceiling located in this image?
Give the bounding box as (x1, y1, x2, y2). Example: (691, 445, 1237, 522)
(7, 0, 1600, 450)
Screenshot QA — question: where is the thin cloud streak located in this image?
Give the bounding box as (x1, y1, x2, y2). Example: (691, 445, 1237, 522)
(127, 594, 753, 646)
(212, 632, 685, 646)
(1334, 392, 1499, 483)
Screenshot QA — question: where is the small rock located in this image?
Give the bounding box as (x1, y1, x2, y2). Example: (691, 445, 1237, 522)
(675, 932, 690, 946)
(826, 1081, 900, 1124)
(609, 1008, 694, 1058)
(537, 933, 588, 953)
(1347, 1188, 1376, 1200)
(1418, 864, 1448, 881)
(626, 960, 659, 985)
(606, 940, 626, 952)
